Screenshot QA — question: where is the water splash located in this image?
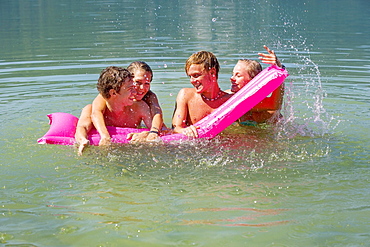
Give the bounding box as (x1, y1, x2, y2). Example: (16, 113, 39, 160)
(277, 57, 341, 139)
(263, 10, 342, 140)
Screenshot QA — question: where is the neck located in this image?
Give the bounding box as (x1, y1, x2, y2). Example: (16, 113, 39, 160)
(106, 99, 126, 113)
(201, 87, 222, 102)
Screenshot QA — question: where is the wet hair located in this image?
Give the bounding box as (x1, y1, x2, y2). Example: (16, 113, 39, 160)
(96, 66, 132, 99)
(185, 51, 220, 77)
(238, 59, 262, 79)
(127, 61, 153, 82)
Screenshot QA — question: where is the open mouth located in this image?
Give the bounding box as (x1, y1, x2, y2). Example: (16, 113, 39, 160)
(129, 96, 136, 101)
(193, 83, 203, 92)
(230, 84, 240, 92)
(135, 93, 145, 100)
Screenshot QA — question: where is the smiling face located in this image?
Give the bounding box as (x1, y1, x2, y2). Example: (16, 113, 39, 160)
(187, 64, 215, 94)
(230, 61, 252, 93)
(115, 77, 137, 106)
(133, 69, 152, 101)
(230, 60, 262, 93)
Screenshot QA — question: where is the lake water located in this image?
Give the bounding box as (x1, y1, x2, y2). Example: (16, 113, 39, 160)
(1, 0, 369, 246)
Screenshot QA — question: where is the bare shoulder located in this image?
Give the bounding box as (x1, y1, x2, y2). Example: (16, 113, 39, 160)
(134, 100, 150, 109)
(177, 88, 196, 101)
(132, 100, 150, 115)
(143, 90, 157, 102)
(145, 90, 157, 99)
(92, 94, 107, 107)
(94, 93, 105, 101)
(143, 90, 159, 106)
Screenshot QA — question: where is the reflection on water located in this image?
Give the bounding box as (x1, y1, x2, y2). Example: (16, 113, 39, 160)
(181, 207, 290, 227)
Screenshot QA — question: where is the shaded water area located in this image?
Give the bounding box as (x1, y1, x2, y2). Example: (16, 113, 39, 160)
(1, 0, 369, 246)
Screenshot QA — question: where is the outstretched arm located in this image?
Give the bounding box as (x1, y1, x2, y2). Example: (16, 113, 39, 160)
(91, 94, 111, 146)
(75, 104, 93, 155)
(258, 45, 282, 67)
(253, 45, 285, 120)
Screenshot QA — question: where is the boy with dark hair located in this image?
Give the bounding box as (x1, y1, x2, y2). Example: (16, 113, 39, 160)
(75, 66, 152, 155)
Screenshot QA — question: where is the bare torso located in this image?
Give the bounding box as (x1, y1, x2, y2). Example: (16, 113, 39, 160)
(178, 88, 232, 126)
(103, 101, 148, 128)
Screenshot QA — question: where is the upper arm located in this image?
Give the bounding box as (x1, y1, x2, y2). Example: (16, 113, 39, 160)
(76, 104, 93, 128)
(172, 88, 189, 129)
(144, 91, 166, 129)
(144, 91, 163, 117)
(91, 94, 107, 116)
(91, 94, 108, 133)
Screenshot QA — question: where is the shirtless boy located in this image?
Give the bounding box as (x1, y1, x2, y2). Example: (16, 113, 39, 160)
(172, 51, 232, 137)
(75, 66, 152, 155)
(173, 47, 284, 138)
(91, 61, 164, 143)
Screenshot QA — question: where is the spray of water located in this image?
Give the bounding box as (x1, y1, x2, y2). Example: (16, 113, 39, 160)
(261, 8, 342, 140)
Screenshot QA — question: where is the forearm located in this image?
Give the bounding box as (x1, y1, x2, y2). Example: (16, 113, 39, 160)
(91, 94, 111, 141)
(172, 110, 187, 134)
(75, 124, 89, 143)
(91, 111, 110, 140)
(276, 58, 282, 68)
(150, 113, 163, 132)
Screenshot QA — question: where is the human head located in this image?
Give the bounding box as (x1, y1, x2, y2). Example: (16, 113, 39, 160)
(97, 66, 133, 99)
(185, 51, 220, 78)
(230, 59, 262, 93)
(127, 61, 153, 101)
